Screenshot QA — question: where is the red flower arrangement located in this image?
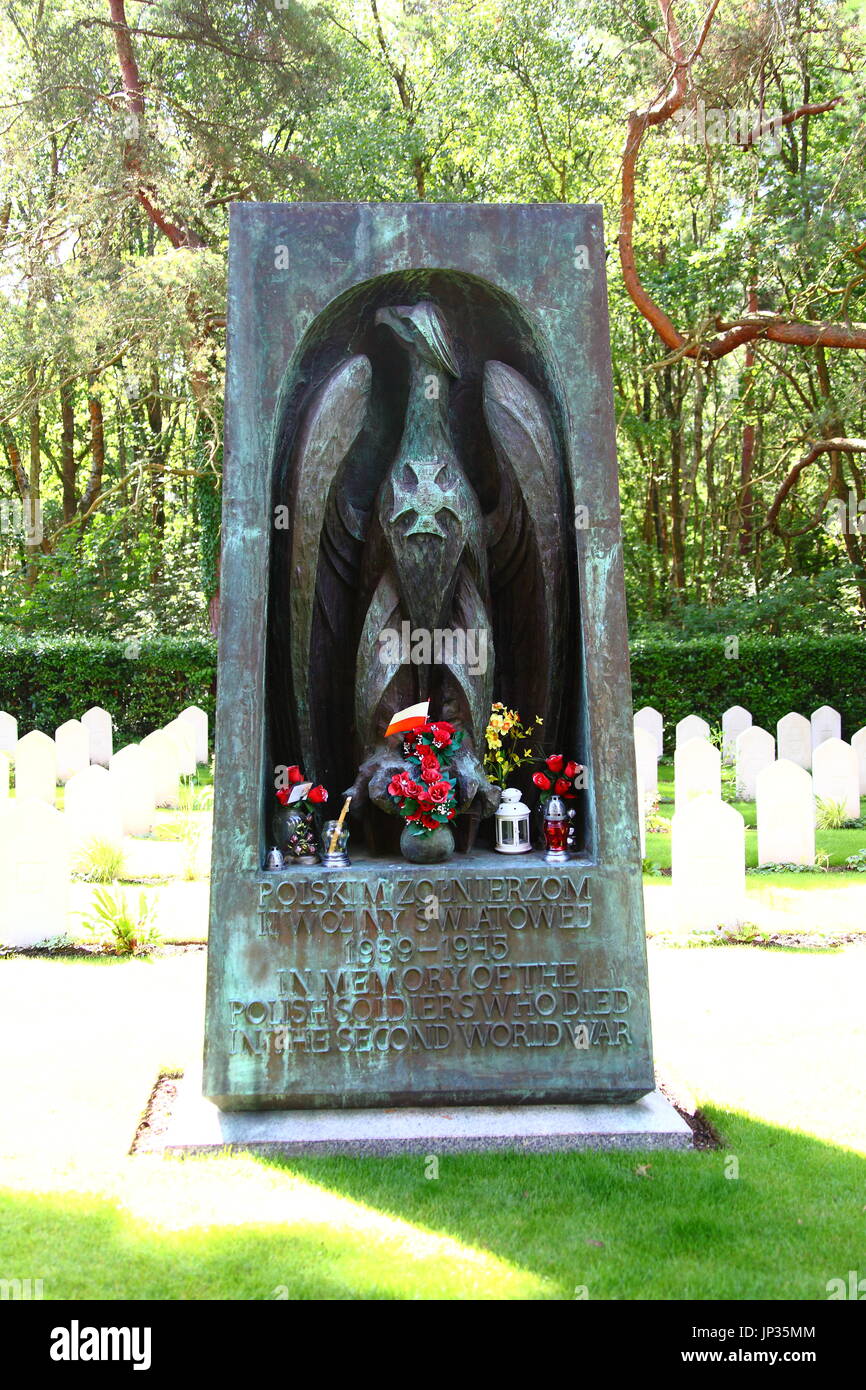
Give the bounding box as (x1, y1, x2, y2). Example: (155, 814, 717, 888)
(275, 765, 328, 812)
(532, 754, 584, 801)
(387, 720, 464, 834)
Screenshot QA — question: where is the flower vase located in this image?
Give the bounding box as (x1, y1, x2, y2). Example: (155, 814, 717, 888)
(399, 824, 454, 864)
(273, 806, 319, 864)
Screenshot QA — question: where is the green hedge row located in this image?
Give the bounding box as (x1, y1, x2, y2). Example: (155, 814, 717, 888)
(0, 633, 862, 755)
(0, 635, 217, 747)
(629, 635, 866, 751)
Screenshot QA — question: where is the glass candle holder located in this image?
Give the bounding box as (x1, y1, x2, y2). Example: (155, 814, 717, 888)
(543, 795, 569, 863)
(321, 818, 350, 869)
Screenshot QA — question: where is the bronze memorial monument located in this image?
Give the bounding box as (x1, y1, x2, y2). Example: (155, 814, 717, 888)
(204, 202, 655, 1118)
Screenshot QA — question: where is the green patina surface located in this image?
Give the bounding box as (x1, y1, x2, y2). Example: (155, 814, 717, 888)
(205, 203, 653, 1109)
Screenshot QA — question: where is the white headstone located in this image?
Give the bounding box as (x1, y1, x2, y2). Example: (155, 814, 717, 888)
(852, 727, 866, 797)
(14, 730, 56, 805)
(0, 711, 18, 755)
(676, 715, 710, 748)
(164, 718, 196, 777)
(633, 707, 663, 759)
(64, 765, 124, 854)
(139, 730, 181, 808)
(777, 712, 812, 770)
(811, 705, 841, 751)
(675, 737, 721, 809)
(812, 738, 860, 822)
(0, 752, 9, 801)
(55, 719, 91, 783)
(178, 705, 208, 764)
(81, 706, 113, 768)
(108, 744, 156, 837)
(672, 798, 746, 932)
(634, 726, 658, 797)
(735, 726, 775, 801)
(0, 798, 69, 947)
(638, 791, 646, 859)
(722, 705, 752, 764)
(756, 759, 815, 867)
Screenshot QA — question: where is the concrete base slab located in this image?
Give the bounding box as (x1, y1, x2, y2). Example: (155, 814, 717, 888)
(157, 1072, 693, 1155)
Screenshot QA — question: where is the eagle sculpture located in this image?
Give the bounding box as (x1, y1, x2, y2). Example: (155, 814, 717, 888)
(269, 298, 572, 853)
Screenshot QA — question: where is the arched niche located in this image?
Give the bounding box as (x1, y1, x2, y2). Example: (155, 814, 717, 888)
(265, 268, 583, 855)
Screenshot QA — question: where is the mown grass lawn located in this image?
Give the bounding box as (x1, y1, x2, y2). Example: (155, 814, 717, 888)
(0, 943, 864, 1300)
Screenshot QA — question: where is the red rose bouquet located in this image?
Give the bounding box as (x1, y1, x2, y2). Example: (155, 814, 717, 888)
(387, 720, 464, 834)
(532, 754, 584, 802)
(275, 765, 328, 814)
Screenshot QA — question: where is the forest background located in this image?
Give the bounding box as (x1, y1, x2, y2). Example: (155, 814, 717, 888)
(1, 0, 864, 647)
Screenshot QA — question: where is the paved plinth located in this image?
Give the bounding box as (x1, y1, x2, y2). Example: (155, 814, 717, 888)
(160, 1070, 692, 1155)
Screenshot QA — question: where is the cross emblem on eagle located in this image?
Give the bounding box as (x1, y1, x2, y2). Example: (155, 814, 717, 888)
(390, 461, 461, 539)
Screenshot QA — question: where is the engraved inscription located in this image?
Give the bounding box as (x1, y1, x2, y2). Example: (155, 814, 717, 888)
(232, 869, 636, 1061)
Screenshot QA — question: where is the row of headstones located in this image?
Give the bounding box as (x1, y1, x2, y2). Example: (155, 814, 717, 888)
(635, 721, 864, 814)
(0, 704, 209, 862)
(635, 751, 826, 872)
(0, 705, 210, 948)
(634, 702, 859, 765)
(633, 706, 864, 928)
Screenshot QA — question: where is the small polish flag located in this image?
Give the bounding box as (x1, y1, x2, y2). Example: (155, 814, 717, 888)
(385, 700, 430, 738)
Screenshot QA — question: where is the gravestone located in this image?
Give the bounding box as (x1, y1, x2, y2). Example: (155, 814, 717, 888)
(0, 711, 17, 756)
(671, 798, 746, 933)
(82, 706, 113, 767)
(55, 719, 90, 783)
(0, 752, 8, 801)
(634, 726, 658, 797)
(721, 705, 751, 764)
(811, 705, 841, 751)
(777, 712, 812, 770)
(179, 705, 209, 764)
(852, 727, 866, 796)
(109, 744, 156, 837)
(675, 715, 710, 748)
(64, 765, 124, 854)
(812, 738, 860, 822)
(140, 731, 181, 808)
(735, 726, 775, 801)
(15, 730, 56, 805)
(0, 798, 69, 948)
(756, 760, 814, 867)
(634, 707, 663, 758)
(164, 718, 197, 777)
(675, 736, 721, 809)
(204, 202, 654, 1112)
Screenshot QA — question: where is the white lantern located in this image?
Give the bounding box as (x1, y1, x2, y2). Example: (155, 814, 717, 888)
(494, 787, 531, 853)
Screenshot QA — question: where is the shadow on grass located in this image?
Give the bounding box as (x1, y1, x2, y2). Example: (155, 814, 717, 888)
(1, 1111, 864, 1300)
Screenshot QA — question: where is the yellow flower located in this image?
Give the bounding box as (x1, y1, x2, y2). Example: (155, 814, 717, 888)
(488, 735, 502, 749)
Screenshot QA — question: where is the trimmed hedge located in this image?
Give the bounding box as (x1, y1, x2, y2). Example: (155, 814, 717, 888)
(0, 635, 217, 747)
(630, 635, 866, 752)
(0, 633, 862, 756)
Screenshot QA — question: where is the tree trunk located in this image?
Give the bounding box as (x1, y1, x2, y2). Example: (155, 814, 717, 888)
(26, 370, 41, 587)
(60, 381, 77, 523)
